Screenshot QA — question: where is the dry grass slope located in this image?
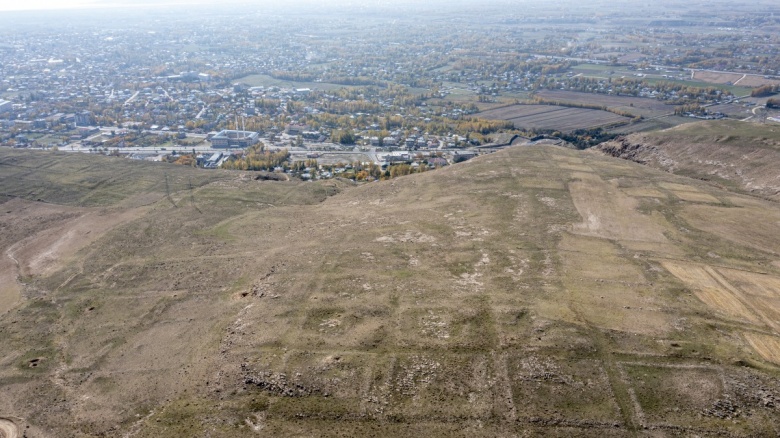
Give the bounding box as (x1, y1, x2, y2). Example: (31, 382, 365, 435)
(1, 146, 780, 437)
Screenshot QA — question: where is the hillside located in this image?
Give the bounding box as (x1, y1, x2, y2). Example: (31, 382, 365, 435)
(597, 120, 780, 202)
(2, 146, 780, 437)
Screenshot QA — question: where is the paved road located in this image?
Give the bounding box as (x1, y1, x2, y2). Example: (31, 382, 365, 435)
(123, 90, 140, 106)
(752, 105, 767, 115)
(195, 105, 209, 119)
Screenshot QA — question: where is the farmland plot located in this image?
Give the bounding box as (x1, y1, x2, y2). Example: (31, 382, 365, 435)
(535, 89, 671, 114)
(477, 104, 629, 132)
(692, 70, 744, 85)
(693, 70, 780, 88)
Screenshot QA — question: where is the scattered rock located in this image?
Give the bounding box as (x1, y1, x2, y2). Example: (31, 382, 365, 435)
(244, 372, 320, 397)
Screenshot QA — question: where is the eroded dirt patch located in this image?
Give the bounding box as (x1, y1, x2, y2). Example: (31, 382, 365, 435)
(569, 172, 668, 243)
(1, 198, 80, 312)
(598, 121, 780, 202)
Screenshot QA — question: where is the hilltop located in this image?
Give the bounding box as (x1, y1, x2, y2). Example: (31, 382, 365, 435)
(597, 120, 780, 202)
(2, 145, 780, 437)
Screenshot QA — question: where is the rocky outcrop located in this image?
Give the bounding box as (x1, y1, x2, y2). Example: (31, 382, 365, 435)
(598, 136, 654, 164)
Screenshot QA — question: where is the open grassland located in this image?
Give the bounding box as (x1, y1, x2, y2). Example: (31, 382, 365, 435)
(693, 70, 745, 85)
(0, 149, 226, 207)
(2, 145, 780, 436)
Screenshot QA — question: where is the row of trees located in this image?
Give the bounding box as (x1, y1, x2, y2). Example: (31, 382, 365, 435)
(751, 84, 780, 97)
(220, 143, 291, 171)
(673, 104, 707, 116)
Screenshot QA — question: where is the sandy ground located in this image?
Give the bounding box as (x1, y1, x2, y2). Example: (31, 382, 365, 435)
(0, 418, 18, 438)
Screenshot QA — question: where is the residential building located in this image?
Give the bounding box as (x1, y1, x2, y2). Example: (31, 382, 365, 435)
(75, 111, 92, 127)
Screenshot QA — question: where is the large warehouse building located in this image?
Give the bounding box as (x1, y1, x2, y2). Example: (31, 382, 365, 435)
(210, 130, 260, 148)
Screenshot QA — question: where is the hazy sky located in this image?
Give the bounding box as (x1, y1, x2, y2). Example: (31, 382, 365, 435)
(0, 0, 473, 12)
(0, 0, 98, 10)
(0, 0, 227, 11)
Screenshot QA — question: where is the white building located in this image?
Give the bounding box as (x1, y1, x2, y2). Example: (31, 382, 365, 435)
(210, 130, 260, 148)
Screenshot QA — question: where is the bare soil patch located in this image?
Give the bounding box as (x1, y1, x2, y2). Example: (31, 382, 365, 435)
(692, 70, 780, 88)
(8, 206, 147, 278)
(569, 172, 668, 243)
(534, 90, 671, 113)
(0, 198, 81, 313)
(737, 75, 780, 87)
(0, 258, 20, 315)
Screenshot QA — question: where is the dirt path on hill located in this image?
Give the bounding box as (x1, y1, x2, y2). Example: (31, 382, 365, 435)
(7, 206, 147, 279)
(0, 254, 21, 315)
(0, 198, 148, 314)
